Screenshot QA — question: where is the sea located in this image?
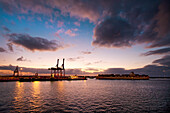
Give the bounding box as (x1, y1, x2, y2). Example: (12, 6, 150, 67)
(0, 78, 170, 113)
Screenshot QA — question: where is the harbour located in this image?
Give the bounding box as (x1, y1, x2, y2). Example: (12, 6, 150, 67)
(0, 59, 87, 82)
(0, 79, 169, 112)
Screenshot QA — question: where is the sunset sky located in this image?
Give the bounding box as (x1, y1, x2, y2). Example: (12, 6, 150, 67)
(0, 0, 169, 76)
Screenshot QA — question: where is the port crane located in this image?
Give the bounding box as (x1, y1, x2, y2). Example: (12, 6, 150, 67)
(48, 58, 65, 77)
(13, 66, 19, 76)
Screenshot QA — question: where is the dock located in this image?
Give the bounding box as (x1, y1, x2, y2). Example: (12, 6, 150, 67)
(0, 58, 87, 82)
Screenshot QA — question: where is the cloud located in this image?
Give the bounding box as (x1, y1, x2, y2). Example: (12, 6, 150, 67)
(86, 60, 102, 66)
(142, 47, 170, 56)
(92, 0, 170, 49)
(81, 51, 92, 54)
(153, 55, 170, 67)
(0, 64, 89, 75)
(0, 0, 53, 16)
(93, 17, 135, 48)
(67, 57, 83, 61)
(0, 47, 6, 52)
(0, 63, 169, 76)
(16, 56, 30, 62)
(94, 60, 102, 64)
(103, 68, 128, 74)
(6, 33, 63, 51)
(2, 26, 10, 32)
(57, 21, 64, 27)
(84, 68, 100, 72)
(66, 68, 88, 74)
(0, 64, 49, 74)
(55, 29, 64, 39)
(65, 29, 77, 37)
(0, 0, 101, 22)
(74, 22, 80, 26)
(101, 65, 170, 77)
(86, 63, 91, 65)
(72, 28, 78, 31)
(0, 64, 16, 70)
(51, 0, 101, 22)
(7, 43, 13, 52)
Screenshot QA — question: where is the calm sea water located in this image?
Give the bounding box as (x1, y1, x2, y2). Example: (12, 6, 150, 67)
(0, 79, 170, 113)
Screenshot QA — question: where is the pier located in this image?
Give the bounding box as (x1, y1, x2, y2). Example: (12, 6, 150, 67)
(0, 59, 86, 82)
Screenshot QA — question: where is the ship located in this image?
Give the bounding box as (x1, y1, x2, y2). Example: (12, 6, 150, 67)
(96, 72, 149, 80)
(68, 75, 87, 80)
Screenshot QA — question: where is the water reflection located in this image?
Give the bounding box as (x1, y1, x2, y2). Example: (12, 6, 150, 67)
(12, 82, 24, 112)
(30, 81, 41, 110)
(6, 79, 170, 112)
(57, 81, 64, 93)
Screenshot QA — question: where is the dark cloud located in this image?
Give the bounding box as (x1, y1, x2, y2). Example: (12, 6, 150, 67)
(81, 51, 92, 54)
(94, 60, 102, 64)
(103, 68, 128, 74)
(0, 64, 16, 70)
(86, 63, 91, 65)
(7, 43, 13, 52)
(101, 65, 170, 77)
(6, 33, 63, 51)
(147, 34, 170, 48)
(0, 47, 6, 52)
(16, 56, 30, 62)
(0, 63, 169, 76)
(93, 17, 135, 47)
(84, 68, 100, 72)
(86, 60, 102, 65)
(2, 26, 11, 32)
(92, 0, 170, 49)
(132, 65, 170, 77)
(0, 0, 101, 22)
(0, 64, 89, 75)
(66, 68, 88, 74)
(142, 47, 170, 56)
(153, 55, 170, 67)
(0, 0, 53, 16)
(67, 57, 83, 61)
(0, 64, 49, 74)
(1, 0, 169, 51)
(50, 0, 101, 22)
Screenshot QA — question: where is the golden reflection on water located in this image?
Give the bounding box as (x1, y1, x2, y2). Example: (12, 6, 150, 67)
(30, 81, 41, 110)
(14, 82, 24, 100)
(32, 81, 40, 96)
(12, 81, 42, 112)
(57, 81, 64, 93)
(13, 82, 24, 112)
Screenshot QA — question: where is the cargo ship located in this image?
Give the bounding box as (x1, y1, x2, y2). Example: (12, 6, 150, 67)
(96, 72, 149, 80)
(68, 75, 87, 80)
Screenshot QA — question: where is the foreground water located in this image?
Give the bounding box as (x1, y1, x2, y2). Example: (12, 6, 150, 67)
(0, 79, 170, 112)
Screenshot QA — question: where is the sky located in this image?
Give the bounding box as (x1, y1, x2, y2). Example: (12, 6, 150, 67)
(0, 0, 169, 77)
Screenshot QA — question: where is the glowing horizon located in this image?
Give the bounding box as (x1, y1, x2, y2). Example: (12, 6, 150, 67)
(0, 0, 169, 76)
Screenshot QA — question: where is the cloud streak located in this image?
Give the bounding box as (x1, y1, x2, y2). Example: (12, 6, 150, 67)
(67, 57, 83, 61)
(7, 43, 13, 52)
(142, 47, 170, 56)
(0, 47, 6, 52)
(153, 55, 170, 67)
(0, 63, 169, 77)
(16, 56, 30, 62)
(65, 29, 77, 37)
(2, 26, 11, 32)
(81, 51, 92, 54)
(6, 33, 63, 52)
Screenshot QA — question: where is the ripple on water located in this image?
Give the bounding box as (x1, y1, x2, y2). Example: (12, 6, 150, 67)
(0, 79, 170, 112)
